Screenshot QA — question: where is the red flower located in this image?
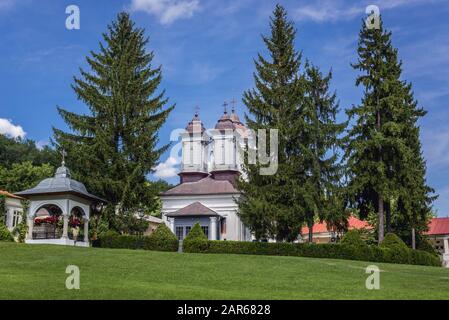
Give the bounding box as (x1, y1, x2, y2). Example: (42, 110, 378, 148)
(69, 217, 81, 228)
(34, 215, 59, 226)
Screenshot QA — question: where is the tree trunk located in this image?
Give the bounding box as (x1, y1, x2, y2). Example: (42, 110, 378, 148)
(378, 196, 384, 244)
(411, 228, 416, 250)
(385, 200, 391, 234)
(308, 222, 313, 243)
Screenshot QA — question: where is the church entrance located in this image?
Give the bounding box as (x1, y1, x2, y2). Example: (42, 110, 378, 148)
(173, 216, 212, 240)
(175, 225, 210, 240)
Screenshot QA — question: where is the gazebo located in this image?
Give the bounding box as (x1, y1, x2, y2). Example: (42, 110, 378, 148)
(15, 160, 105, 247)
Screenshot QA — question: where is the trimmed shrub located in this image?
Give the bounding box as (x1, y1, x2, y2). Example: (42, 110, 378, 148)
(183, 238, 441, 267)
(144, 224, 178, 252)
(184, 223, 208, 241)
(417, 237, 438, 256)
(410, 249, 441, 267)
(183, 223, 208, 252)
(0, 223, 14, 242)
(94, 225, 178, 252)
(340, 230, 367, 247)
(99, 234, 145, 249)
(380, 233, 408, 250)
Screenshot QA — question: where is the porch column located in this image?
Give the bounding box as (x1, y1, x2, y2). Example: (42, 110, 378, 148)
(444, 238, 449, 255)
(210, 217, 217, 240)
(6, 209, 13, 229)
(26, 217, 34, 240)
(83, 219, 89, 242)
(62, 214, 69, 239)
(168, 217, 174, 233)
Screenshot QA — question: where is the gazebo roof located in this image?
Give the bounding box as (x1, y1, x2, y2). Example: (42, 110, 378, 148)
(15, 163, 105, 203)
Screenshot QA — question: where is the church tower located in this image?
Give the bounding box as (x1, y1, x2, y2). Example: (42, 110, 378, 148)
(210, 103, 244, 185)
(179, 111, 210, 184)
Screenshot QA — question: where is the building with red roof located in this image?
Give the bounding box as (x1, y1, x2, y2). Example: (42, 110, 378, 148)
(300, 215, 372, 243)
(425, 217, 449, 267)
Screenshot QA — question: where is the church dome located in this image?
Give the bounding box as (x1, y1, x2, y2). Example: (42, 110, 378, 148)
(186, 112, 205, 134)
(215, 111, 235, 130)
(230, 110, 242, 124)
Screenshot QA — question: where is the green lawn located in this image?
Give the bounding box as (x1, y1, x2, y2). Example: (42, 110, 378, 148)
(0, 242, 448, 299)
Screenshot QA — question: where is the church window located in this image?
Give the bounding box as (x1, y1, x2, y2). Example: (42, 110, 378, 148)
(12, 210, 21, 228)
(175, 226, 184, 240)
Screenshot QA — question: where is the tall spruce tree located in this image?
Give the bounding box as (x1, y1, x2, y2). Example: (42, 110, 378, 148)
(54, 13, 174, 233)
(237, 4, 306, 241)
(302, 63, 347, 242)
(346, 17, 435, 244)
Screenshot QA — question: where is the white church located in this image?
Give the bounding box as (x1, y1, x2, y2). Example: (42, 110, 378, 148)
(161, 106, 252, 241)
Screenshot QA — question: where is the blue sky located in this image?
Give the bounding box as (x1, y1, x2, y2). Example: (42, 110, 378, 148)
(0, 0, 448, 216)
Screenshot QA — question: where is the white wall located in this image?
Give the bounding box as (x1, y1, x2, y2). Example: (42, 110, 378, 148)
(161, 194, 248, 241)
(5, 197, 23, 231)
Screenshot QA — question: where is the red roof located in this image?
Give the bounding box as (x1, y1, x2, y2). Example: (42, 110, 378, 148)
(0, 190, 24, 200)
(425, 217, 449, 235)
(301, 216, 371, 235)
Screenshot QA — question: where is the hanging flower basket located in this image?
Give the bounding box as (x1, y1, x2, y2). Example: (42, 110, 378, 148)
(34, 216, 59, 226)
(69, 217, 81, 228)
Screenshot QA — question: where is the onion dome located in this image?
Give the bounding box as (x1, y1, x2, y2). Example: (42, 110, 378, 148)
(230, 109, 242, 124)
(215, 111, 235, 130)
(185, 111, 205, 134)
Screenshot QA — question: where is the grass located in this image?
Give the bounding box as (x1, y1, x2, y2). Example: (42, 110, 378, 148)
(0, 242, 448, 299)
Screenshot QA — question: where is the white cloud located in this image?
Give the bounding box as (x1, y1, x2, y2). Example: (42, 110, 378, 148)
(152, 156, 180, 178)
(130, 0, 200, 25)
(293, 0, 436, 23)
(0, 118, 26, 139)
(35, 140, 49, 150)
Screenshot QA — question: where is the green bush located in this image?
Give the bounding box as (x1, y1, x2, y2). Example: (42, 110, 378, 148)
(340, 230, 367, 247)
(0, 223, 14, 242)
(183, 223, 208, 252)
(184, 223, 208, 241)
(409, 249, 441, 266)
(417, 237, 438, 256)
(183, 238, 440, 267)
(144, 224, 178, 252)
(380, 233, 408, 250)
(93, 225, 178, 252)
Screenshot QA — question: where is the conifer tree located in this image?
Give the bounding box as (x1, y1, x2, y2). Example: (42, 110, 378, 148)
(237, 4, 305, 241)
(302, 63, 346, 242)
(54, 13, 174, 233)
(346, 17, 435, 243)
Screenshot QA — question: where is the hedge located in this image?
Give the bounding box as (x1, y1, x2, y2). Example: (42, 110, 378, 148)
(380, 233, 409, 250)
(340, 229, 367, 247)
(183, 240, 441, 267)
(0, 223, 14, 242)
(93, 224, 178, 252)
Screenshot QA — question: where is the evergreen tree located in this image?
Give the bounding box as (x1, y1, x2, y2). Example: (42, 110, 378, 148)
(346, 17, 435, 244)
(302, 63, 347, 242)
(54, 13, 174, 234)
(237, 4, 305, 241)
